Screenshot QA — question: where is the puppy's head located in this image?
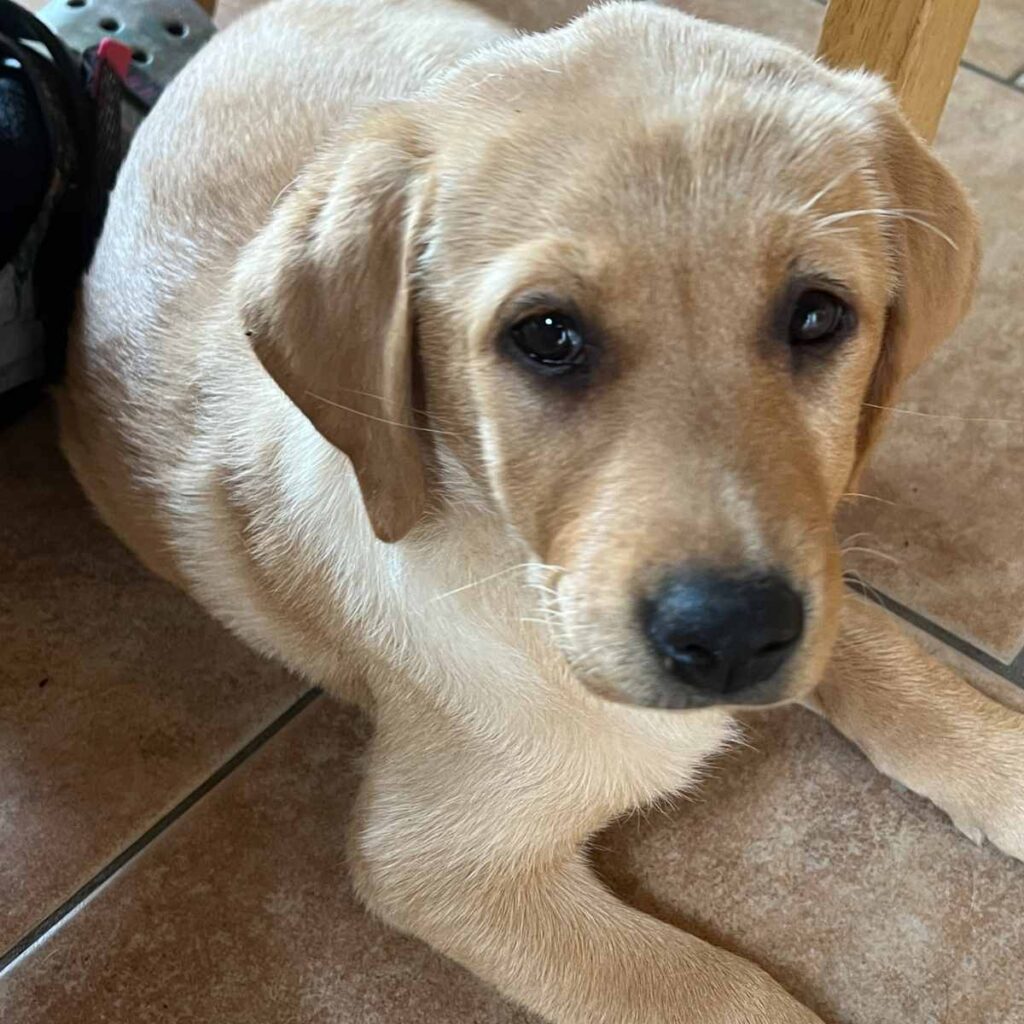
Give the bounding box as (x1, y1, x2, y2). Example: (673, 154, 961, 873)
(241, 3, 978, 710)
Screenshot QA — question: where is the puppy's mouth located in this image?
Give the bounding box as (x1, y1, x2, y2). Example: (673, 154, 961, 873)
(565, 657, 803, 711)
(567, 646, 815, 711)
(642, 674, 797, 711)
(547, 567, 832, 711)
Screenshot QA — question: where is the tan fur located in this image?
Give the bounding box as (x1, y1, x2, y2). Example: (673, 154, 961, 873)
(58, 1, 1020, 1021)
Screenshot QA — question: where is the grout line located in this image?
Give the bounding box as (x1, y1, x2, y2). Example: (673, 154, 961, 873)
(1011, 646, 1024, 677)
(846, 581, 1023, 687)
(0, 687, 322, 976)
(959, 58, 1024, 93)
(1, 596, 1018, 972)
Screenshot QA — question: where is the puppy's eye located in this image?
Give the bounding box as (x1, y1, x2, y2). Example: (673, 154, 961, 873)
(508, 313, 586, 372)
(788, 290, 855, 345)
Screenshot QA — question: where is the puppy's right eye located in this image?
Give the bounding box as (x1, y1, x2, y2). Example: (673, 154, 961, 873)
(507, 313, 587, 374)
(788, 290, 856, 347)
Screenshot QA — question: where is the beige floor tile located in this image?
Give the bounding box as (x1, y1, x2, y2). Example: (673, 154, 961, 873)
(965, 0, 1024, 81)
(467, 0, 825, 47)
(0, 405, 304, 953)
(594, 703, 1024, 1024)
(669, 0, 824, 49)
(838, 66, 1024, 663)
(0, 699, 540, 1024)
(2, 634, 1021, 1024)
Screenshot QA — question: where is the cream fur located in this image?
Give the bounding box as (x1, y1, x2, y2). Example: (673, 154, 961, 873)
(58, 2, 1021, 1021)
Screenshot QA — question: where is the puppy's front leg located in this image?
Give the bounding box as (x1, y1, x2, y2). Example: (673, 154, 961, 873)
(349, 706, 821, 1024)
(810, 596, 1024, 860)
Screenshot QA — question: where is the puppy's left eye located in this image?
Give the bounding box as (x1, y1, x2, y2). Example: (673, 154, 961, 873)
(507, 312, 587, 373)
(788, 290, 855, 346)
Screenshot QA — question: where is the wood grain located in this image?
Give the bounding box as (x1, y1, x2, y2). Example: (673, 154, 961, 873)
(817, 0, 981, 140)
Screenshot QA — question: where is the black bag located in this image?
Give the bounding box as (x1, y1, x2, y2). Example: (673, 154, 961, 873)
(0, 0, 214, 412)
(0, 0, 95, 400)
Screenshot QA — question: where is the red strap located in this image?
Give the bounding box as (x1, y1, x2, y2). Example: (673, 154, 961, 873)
(96, 36, 131, 81)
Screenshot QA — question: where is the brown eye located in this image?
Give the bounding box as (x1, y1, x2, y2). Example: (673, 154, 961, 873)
(508, 313, 586, 371)
(789, 290, 855, 345)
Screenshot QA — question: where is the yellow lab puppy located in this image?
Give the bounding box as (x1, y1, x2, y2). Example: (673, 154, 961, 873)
(59, 1, 1022, 1020)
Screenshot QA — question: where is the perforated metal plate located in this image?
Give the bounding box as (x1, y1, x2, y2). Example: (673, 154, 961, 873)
(38, 0, 214, 91)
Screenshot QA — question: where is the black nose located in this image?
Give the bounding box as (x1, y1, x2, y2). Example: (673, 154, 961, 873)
(644, 571, 804, 699)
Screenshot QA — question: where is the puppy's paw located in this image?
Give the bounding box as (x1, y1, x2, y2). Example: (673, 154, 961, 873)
(946, 786, 1024, 863)
(922, 730, 1024, 863)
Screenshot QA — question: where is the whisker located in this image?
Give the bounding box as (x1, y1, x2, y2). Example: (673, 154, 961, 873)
(314, 385, 462, 424)
(271, 172, 301, 209)
(862, 402, 1023, 425)
(305, 392, 459, 438)
(794, 169, 857, 214)
(813, 207, 958, 250)
(890, 213, 958, 250)
(839, 531, 877, 549)
(428, 562, 551, 604)
(519, 562, 567, 575)
(842, 546, 900, 565)
(840, 491, 898, 507)
(843, 570, 891, 612)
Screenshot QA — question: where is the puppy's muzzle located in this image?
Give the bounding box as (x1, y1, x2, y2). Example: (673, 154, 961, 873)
(643, 570, 804, 707)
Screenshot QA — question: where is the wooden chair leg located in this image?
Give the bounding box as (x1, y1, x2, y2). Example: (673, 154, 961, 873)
(194, 0, 216, 17)
(816, 0, 980, 141)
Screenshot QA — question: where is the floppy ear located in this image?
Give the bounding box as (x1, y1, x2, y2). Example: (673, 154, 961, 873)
(237, 110, 432, 542)
(851, 104, 980, 481)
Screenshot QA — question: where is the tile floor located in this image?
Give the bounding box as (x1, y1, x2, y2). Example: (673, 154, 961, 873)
(2, 1, 1023, 1022)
